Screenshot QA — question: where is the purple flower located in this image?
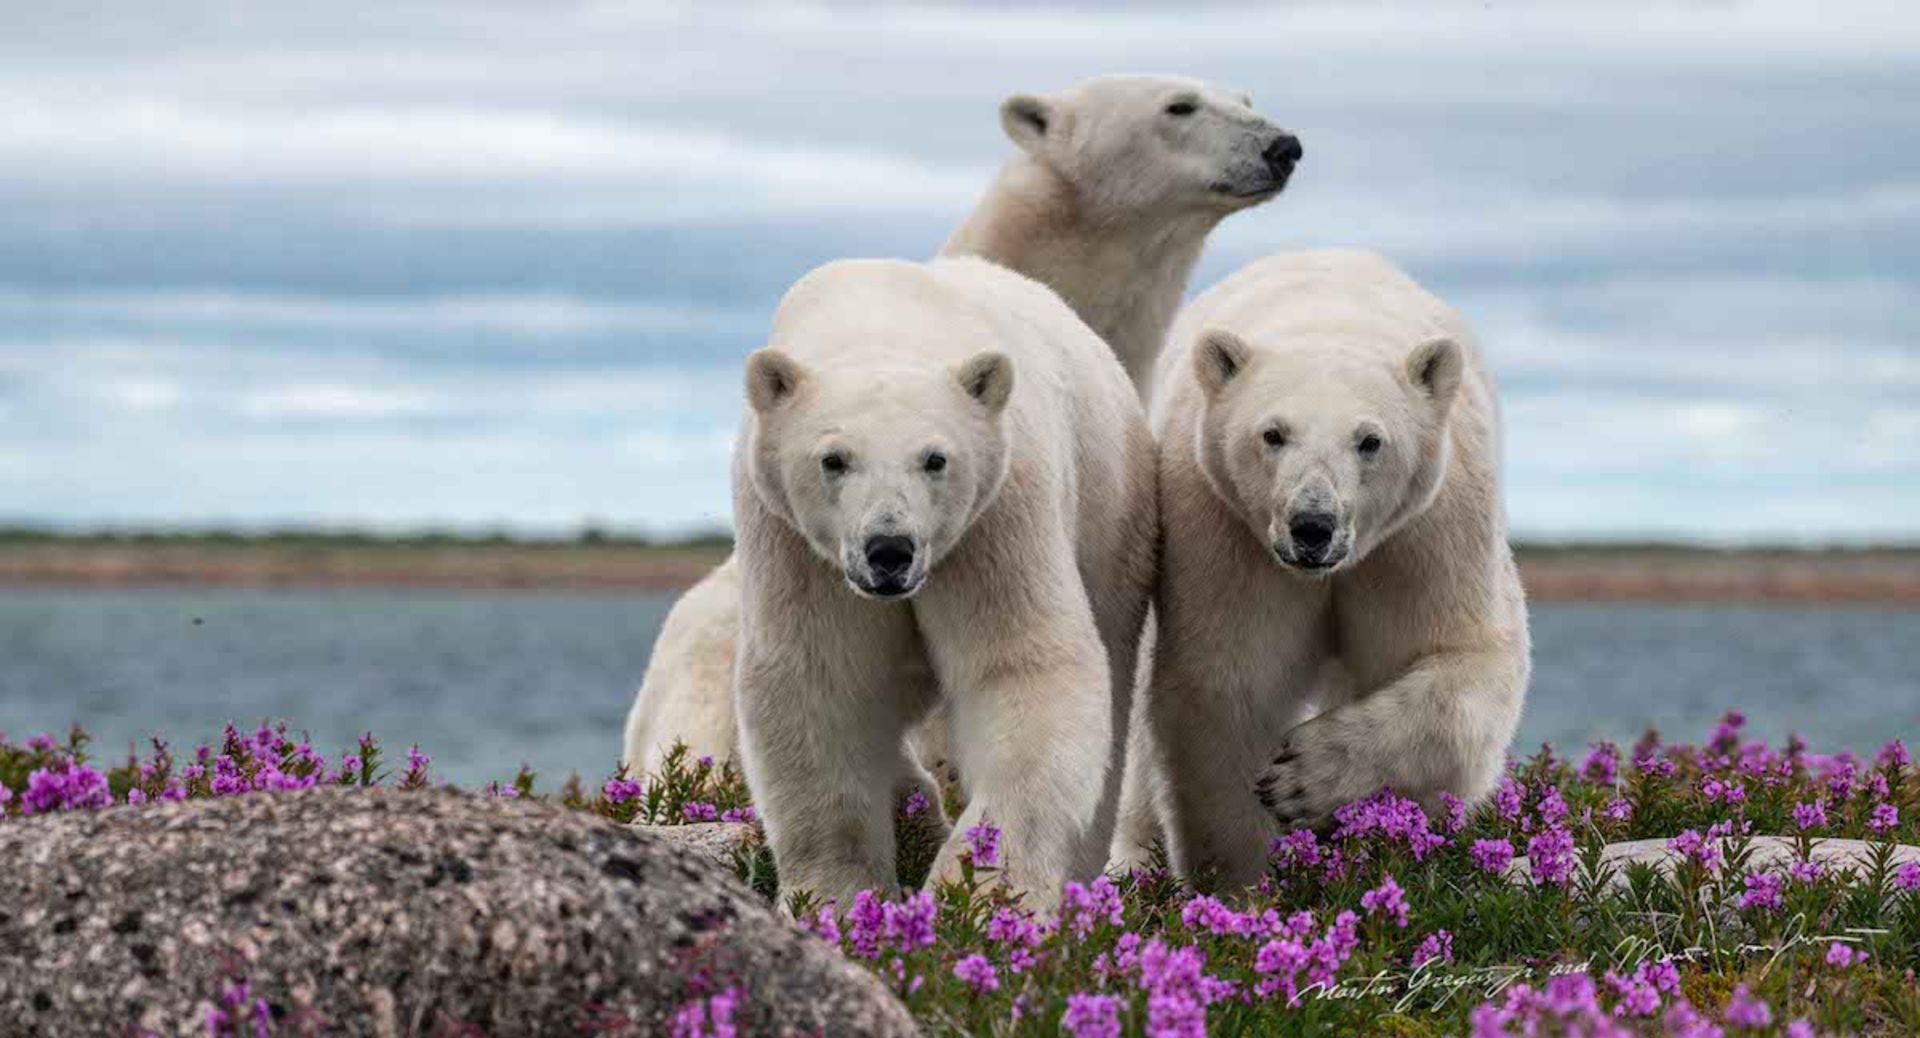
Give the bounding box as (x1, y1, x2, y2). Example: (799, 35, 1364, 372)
(1725, 984, 1771, 1028)
(1360, 874, 1410, 927)
(669, 986, 741, 1038)
(401, 745, 431, 788)
(1061, 992, 1123, 1038)
(902, 788, 929, 817)
(1471, 838, 1515, 874)
(1738, 871, 1783, 912)
(1701, 777, 1746, 805)
(1062, 876, 1124, 938)
(602, 777, 643, 804)
(1135, 940, 1217, 1038)
(952, 953, 999, 994)
(1867, 802, 1899, 833)
(1894, 861, 1920, 891)
(20, 761, 112, 814)
(1709, 711, 1747, 752)
(1581, 742, 1621, 785)
(682, 801, 719, 822)
(1604, 966, 1662, 1018)
(844, 890, 886, 959)
(880, 890, 937, 952)
(1601, 797, 1633, 824)
(806, 905, 841, 946)
(1789, 858, 1824, 885)
(1438, 791, 1470, 833)
(720, 805, 755, 824)
(1792, 800, 1827, 831)
(963, 820, 1000, 867)
(1410, 929, 1453, 969)
(1330, 788, 1447, 860)
(1181, 894, 1257, 936)
(1825, 941, 1868, 969)
(1668, 829, 1723, 873)
(1492, 776, 1525, 823)
(1267, 829, 1321, 870)
(1878, 739, 1911, 771)
(1526, 825, 1577, 888)
(1534, 784, 1570, 826)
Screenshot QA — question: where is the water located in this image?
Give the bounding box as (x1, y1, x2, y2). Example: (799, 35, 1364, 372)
(3, 589, 1917, 788)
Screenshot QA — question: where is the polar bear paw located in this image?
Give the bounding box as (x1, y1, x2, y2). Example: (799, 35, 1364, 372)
(1253, 721, 1360, 829)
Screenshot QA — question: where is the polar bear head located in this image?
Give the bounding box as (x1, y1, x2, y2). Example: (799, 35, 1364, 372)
(742, 268, 1015, 600)
(1191, 328, 1463, 575)
(1000, 74, 1301, 215)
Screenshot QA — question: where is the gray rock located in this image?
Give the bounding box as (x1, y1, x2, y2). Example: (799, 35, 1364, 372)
(0, 787, 917, 1037)
(631, 821, 758, 871)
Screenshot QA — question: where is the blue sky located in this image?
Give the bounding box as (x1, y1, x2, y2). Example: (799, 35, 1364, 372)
(3, 1, 1916, 543)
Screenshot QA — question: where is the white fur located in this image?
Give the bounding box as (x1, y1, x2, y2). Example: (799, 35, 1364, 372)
(732, 257, 1155, 910)
(623, 75, 1297, 782)
(1147, 250, 1530, 890)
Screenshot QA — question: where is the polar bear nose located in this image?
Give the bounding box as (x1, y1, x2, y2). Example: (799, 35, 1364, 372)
(864, 534, 917, 581)
(1263, 134, 1304, 176)
(1288, 512, 1337, 558)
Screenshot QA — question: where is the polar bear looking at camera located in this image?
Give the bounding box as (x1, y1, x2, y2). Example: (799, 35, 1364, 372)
(732, 257, 1155, 911)
(624, 74, 1301, 777)
(1147, 250, 1529, 891)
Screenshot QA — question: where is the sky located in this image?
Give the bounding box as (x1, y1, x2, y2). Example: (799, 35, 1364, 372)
(3, 1, 1917, 544)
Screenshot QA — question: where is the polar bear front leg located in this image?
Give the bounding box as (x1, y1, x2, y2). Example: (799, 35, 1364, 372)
(1255, 647, 1527, 827)
(733, 520, 927, 909)
(913, 539, 1112, 912)
(737, 635, 914, 910)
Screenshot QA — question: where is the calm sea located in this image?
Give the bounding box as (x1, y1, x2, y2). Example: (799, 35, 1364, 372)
(4, 589, 1916, 788)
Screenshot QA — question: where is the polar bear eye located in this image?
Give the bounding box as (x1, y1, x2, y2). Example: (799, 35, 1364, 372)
(923, 451, 948, 474)
(821, 452, 848, 475)
(1261, 428, 1287, 448)
(1165, 99, 1198, 117)
(1357, 434, 1384, 457)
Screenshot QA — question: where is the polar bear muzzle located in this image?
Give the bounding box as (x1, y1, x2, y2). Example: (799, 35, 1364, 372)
(845, 532, 926, 600)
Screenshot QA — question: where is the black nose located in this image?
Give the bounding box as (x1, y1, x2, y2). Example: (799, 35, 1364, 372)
(1263, 134, 1304, 175)
(1288, 512, 1336, 556)
(864, 534, 916, 580)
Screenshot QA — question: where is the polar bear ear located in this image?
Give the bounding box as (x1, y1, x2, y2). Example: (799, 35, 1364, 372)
(745, 348, 807, 412)
(1406, 337, 1463, 405)
(1194, 330, 1252, 398)
(999, 94, 1054, 155)
(954, 351, 1014, 416)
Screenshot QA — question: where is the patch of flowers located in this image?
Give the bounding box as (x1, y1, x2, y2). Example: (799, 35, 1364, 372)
(6, 712, 1918, 1036)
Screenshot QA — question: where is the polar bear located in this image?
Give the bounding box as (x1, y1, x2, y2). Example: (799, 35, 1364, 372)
(732, 256, 1155, 910)
(1146, 250, 1529, 890)
(624, 74, 1300, 777)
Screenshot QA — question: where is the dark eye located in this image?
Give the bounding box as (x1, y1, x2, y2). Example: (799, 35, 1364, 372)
(1262, 428, 1286, 448)
(821, 453, 847, 475)
(1358, 434, 1383, 457)
(924, 452, 947, 474)
(1165, 100, 1198, 117)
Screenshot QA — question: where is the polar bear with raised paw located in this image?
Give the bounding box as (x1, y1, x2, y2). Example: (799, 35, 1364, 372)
(1147, 249, 1529, 890)
(732, 257, 1156, 911)
(624, 74, 1300, 779)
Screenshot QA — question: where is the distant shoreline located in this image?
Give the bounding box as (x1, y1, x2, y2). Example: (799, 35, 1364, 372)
(3, 538, 1918, 603)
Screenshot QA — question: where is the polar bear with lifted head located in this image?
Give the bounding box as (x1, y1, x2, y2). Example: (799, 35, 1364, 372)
(732, 256, 1156, 911)
(1147, 250, 1529, 890)
(623, 74, 1301, 777)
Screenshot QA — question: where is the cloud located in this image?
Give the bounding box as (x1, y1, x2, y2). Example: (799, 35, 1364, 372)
(0, 0, 1914, 540)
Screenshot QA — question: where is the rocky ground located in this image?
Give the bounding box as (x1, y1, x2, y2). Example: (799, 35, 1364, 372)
(0, 787, 914, 1037)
